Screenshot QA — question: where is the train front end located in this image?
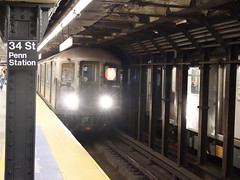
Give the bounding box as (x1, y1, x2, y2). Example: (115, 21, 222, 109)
(58, 59, 121, 131)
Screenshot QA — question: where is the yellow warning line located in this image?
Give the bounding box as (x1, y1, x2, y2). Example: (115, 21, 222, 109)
(36, 95, 110, 180)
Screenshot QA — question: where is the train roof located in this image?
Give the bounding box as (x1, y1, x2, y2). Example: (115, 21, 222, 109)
(39, 47, 121, 63)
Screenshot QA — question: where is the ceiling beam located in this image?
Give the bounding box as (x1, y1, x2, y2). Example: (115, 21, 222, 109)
(229, 9, 240, 22)
(102, 14, 140, 23)
(84, 26, 123, 33)
(93, 21, 134, 29)
(137, 41, 151, 56)
(162, 32, 181, 53)
(149, 39, 165, 54)
(168, 0, 235, 16)
(179, 25, 202, 52)
(137, 0, 191, 8)
(135, 30, 166, 54)
(201, 17, 228, 51)
(111, 3, 167, 17)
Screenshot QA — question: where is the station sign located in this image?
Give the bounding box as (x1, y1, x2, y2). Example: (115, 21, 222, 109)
(7, 40, 37, 70)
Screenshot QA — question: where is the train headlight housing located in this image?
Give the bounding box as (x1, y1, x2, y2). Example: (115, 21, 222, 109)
(99, 95, 113, 109)
(63, 93, 79, 110)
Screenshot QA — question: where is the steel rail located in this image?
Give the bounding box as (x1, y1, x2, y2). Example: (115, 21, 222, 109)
(114, 129, 202, 180)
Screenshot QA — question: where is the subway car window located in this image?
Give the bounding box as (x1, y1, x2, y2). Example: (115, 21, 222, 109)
(235, 66, 240, 139)
(146, 67, 152, 114)
(217, 67, 224, 135)
(46, 63, 51, 84)
(104, 64, 118, 82)
(61, 63, 75, 81)
(40, 64, 44, 94)
(41, 64, 45, 82)
(82, 64, 96, 82)
(170, 67, 177, 125)
(208, 65, 218, 137)
(186, 67, 200, 132)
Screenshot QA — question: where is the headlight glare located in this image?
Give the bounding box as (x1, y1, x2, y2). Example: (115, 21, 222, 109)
(63, 93, 79, 110)
(99, 95, 113, 109)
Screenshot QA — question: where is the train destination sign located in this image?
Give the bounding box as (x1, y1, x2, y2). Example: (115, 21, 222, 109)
(7, 40, 37, 70)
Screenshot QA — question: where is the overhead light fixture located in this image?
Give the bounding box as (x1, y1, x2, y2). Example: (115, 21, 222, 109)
(153, 30, 158, 34)
(176, 19, 187, 25)
(38, 53, 42, 60)
(37, 0, 93, 52)
(59, 36, 73, 52)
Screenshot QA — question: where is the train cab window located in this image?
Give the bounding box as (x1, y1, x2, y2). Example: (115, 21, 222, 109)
(61, 63, 75, 81)
(82, 64, 96, 82)
(104, 64, 118, 83)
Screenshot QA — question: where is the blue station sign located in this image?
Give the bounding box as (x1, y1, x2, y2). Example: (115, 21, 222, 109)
(7, 40, 38, 70)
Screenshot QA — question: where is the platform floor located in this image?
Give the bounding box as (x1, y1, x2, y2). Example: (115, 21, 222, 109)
(0, 88, 109, 180)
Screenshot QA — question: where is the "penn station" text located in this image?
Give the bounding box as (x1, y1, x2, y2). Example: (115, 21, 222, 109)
(8, 52, 36, 66)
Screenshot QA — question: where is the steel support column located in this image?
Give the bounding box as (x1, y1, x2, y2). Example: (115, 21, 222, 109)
(148, 65, 153, 147)
(127, 67, 133, 136)
(128, 67, 139, 138)
(4, 3, 50, 179)
(137, 66, 143, 141)
(162, 60, 172, 156)
(150, 66, 162, 149)
(197, 49, 210, 164)
(222, 46, 238, 177)
(177, 64, 188, 165)
(137, 65, 147, 142)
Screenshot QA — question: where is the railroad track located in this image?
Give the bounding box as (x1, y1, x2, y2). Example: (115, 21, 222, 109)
(75, 130, 181, 180)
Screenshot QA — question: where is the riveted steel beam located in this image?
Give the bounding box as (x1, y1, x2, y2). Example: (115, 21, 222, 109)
(4, 3, 52, 179)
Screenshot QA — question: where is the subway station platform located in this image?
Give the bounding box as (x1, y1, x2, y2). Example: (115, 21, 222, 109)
(0, 89, 109, 180)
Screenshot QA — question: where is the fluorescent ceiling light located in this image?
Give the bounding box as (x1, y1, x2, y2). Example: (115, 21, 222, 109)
(176, 19, 187, 25)
(59, 36, 73, 52)
(38, 53, 42, 60)
(37, 0, 92, 52)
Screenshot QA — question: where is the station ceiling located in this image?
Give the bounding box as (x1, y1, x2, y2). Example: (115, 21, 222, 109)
(1, 0, 240, 61)
(0, 0, 58, 3)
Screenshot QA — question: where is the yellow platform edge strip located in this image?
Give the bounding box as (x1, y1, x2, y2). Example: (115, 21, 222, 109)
(0, 140, 5, 179)
(0, 96, 109, 180)
(36, 95, 110, 180)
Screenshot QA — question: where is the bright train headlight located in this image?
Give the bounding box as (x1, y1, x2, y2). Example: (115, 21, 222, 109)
(99, 95, 113, 109)
(63, 93, 79, 110)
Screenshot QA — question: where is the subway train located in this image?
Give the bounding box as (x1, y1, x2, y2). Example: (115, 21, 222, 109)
(37, 47, 122, 131)
(133, 53, 240, 170)
(173, 65, 240, 170)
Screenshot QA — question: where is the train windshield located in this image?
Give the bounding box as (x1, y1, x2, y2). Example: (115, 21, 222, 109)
(61, 63, 75, 81)
(104, 64, 118, 83)
(82, 64, 96, 82)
